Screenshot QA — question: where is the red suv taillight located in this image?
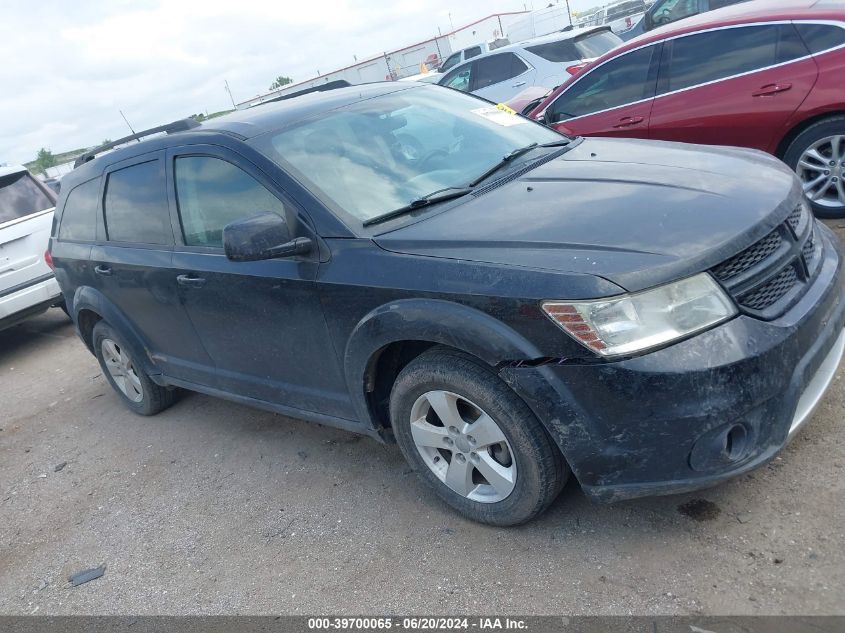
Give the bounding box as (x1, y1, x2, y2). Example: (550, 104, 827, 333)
(566, 62, 588, 75)
(44, 249, 55, 270)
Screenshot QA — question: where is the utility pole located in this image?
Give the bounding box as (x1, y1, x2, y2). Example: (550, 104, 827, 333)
(224, 79, 237, 109)
(565, 0, 572, 25)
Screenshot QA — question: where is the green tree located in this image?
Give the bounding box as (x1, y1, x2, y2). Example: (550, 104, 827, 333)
(269, 75, 293, 91)
(33, 148, 57, 174)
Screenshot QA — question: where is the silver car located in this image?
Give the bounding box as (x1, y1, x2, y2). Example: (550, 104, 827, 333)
(437, 27, 623, 104)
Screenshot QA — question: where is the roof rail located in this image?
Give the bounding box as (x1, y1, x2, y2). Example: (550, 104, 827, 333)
(253, 80, 352, 108)
(73, 118, 201, 168)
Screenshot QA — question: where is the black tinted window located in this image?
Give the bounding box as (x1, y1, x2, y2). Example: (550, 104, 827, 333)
(574, 30, 625, 58)
(795, 23, 845, 54)
(474, 53, 527, 89)
(547, 45, 656, 121)
(664, 25, 808, 93)
(175, 156, 286, 248)
(0, 171, 54, 224)
(58, 178, 99, 241)
(527, 40, 579, 63)
(104, 160, 172, 244)
(464, 46, 482, 59)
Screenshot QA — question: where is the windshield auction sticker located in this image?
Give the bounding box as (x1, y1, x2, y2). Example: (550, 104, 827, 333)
(471, 105, 526, 127)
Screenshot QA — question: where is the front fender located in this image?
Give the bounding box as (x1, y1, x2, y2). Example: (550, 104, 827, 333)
(344, 298, 545, 426)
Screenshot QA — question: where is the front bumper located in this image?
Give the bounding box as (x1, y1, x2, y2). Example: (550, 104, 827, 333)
(502, 223, 845, 502)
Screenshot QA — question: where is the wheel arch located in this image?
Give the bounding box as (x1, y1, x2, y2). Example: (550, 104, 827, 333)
(344, 299, 545, 433)
(71, 285, 161, 378)
(776, 110, 845, 160)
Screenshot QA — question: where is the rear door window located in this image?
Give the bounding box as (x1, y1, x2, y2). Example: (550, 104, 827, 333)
(473, 53, 528, 90)
(104, 160, 173, 244)
(547, 44, 658, 121)
(58, 178, 99, 241)
(662, 25, 809, 93)
(0, 170, 54, 224)
(174, 156, 286, 248)
(795, 23, 845, 55)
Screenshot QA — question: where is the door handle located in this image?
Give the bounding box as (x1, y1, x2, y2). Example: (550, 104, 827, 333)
(94, 265, 112, 276)
(512, 81, 527, 87)
(613, 116, 644, 128)
(176, 274, 206, 288)
(752, 83, 792, 97)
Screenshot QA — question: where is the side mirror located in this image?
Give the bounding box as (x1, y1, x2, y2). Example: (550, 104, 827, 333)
(223, 212, 312, 262)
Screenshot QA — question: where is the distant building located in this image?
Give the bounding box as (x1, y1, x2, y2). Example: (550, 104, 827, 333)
(236, 11, 529, 109)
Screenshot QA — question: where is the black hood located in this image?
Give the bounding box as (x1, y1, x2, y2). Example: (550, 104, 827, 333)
(375, 137, 803, 292)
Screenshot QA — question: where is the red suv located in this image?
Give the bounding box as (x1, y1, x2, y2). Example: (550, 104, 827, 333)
(529, 0, 845, 216)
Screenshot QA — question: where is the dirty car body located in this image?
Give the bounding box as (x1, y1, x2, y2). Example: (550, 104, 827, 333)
(49, 83, 845, 523)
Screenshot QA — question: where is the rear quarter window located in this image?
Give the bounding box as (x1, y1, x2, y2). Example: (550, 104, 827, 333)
(58, 178, 100, 242)
(0, 171, 54, 224)
(104, 160, 173, 245)
(795, 23, 845, 54)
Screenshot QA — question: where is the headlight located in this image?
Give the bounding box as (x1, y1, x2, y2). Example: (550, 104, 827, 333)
(541, 273, 737, 357)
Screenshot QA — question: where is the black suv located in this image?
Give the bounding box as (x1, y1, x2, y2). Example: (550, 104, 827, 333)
(50, 83, 845, 525)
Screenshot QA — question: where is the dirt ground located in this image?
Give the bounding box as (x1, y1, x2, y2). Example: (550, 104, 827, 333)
(1, 223, 844, 616)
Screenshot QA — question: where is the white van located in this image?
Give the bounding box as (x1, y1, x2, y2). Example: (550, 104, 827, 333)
(0, 165, 64, 330)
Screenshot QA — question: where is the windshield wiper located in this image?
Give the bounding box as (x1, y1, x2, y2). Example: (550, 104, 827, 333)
(467, 140, 571, 188)
(362, 186, 474, 227)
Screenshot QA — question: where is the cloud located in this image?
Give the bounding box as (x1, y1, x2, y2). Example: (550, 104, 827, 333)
(1, 0, 597, 165)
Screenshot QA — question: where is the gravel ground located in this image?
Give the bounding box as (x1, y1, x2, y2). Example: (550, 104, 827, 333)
(1, 223, 844, 616)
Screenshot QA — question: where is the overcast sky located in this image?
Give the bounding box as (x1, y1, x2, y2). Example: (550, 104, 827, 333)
(0, 0, 598, 165)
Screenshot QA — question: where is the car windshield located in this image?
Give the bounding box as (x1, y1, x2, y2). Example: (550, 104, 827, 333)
(574, 30, 624, 58)
(253, 86, 565, 225)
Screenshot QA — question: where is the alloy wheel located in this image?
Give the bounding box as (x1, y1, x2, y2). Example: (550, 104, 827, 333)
(409, 390, 516, 503)
(796, 134, 845, 210)
(101, 338, 144, 403)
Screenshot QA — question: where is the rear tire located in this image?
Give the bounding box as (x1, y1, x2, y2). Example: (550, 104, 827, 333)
(92, 321, 176, 416)
(784, 116, 845, 218)
(390, 347, 568, 526)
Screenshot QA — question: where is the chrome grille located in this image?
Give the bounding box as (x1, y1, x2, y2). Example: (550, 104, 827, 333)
(711, 203, 820, 318)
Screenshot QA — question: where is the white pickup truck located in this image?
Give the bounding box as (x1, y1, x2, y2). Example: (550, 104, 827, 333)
(0, 165, 64, 330)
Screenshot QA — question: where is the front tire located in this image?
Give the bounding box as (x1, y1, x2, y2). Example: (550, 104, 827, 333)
(92, 321, 176, 416)
(390, 348, 568, 526)
(784, 116, 845, 218)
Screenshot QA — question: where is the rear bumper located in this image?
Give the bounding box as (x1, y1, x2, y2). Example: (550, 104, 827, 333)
(0, 274, 62, 330)
(502, 223, 845, 502)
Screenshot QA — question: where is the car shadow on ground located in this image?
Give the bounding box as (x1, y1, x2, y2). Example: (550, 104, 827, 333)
(151, 383, 783, 544)
(0, 309, 74, 363)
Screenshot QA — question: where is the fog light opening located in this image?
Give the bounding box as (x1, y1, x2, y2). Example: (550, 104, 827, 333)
(724, 424, 748, 461)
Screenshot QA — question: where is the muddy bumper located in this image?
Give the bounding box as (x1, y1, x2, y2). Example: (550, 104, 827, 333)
(502, 224, 845, 502)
